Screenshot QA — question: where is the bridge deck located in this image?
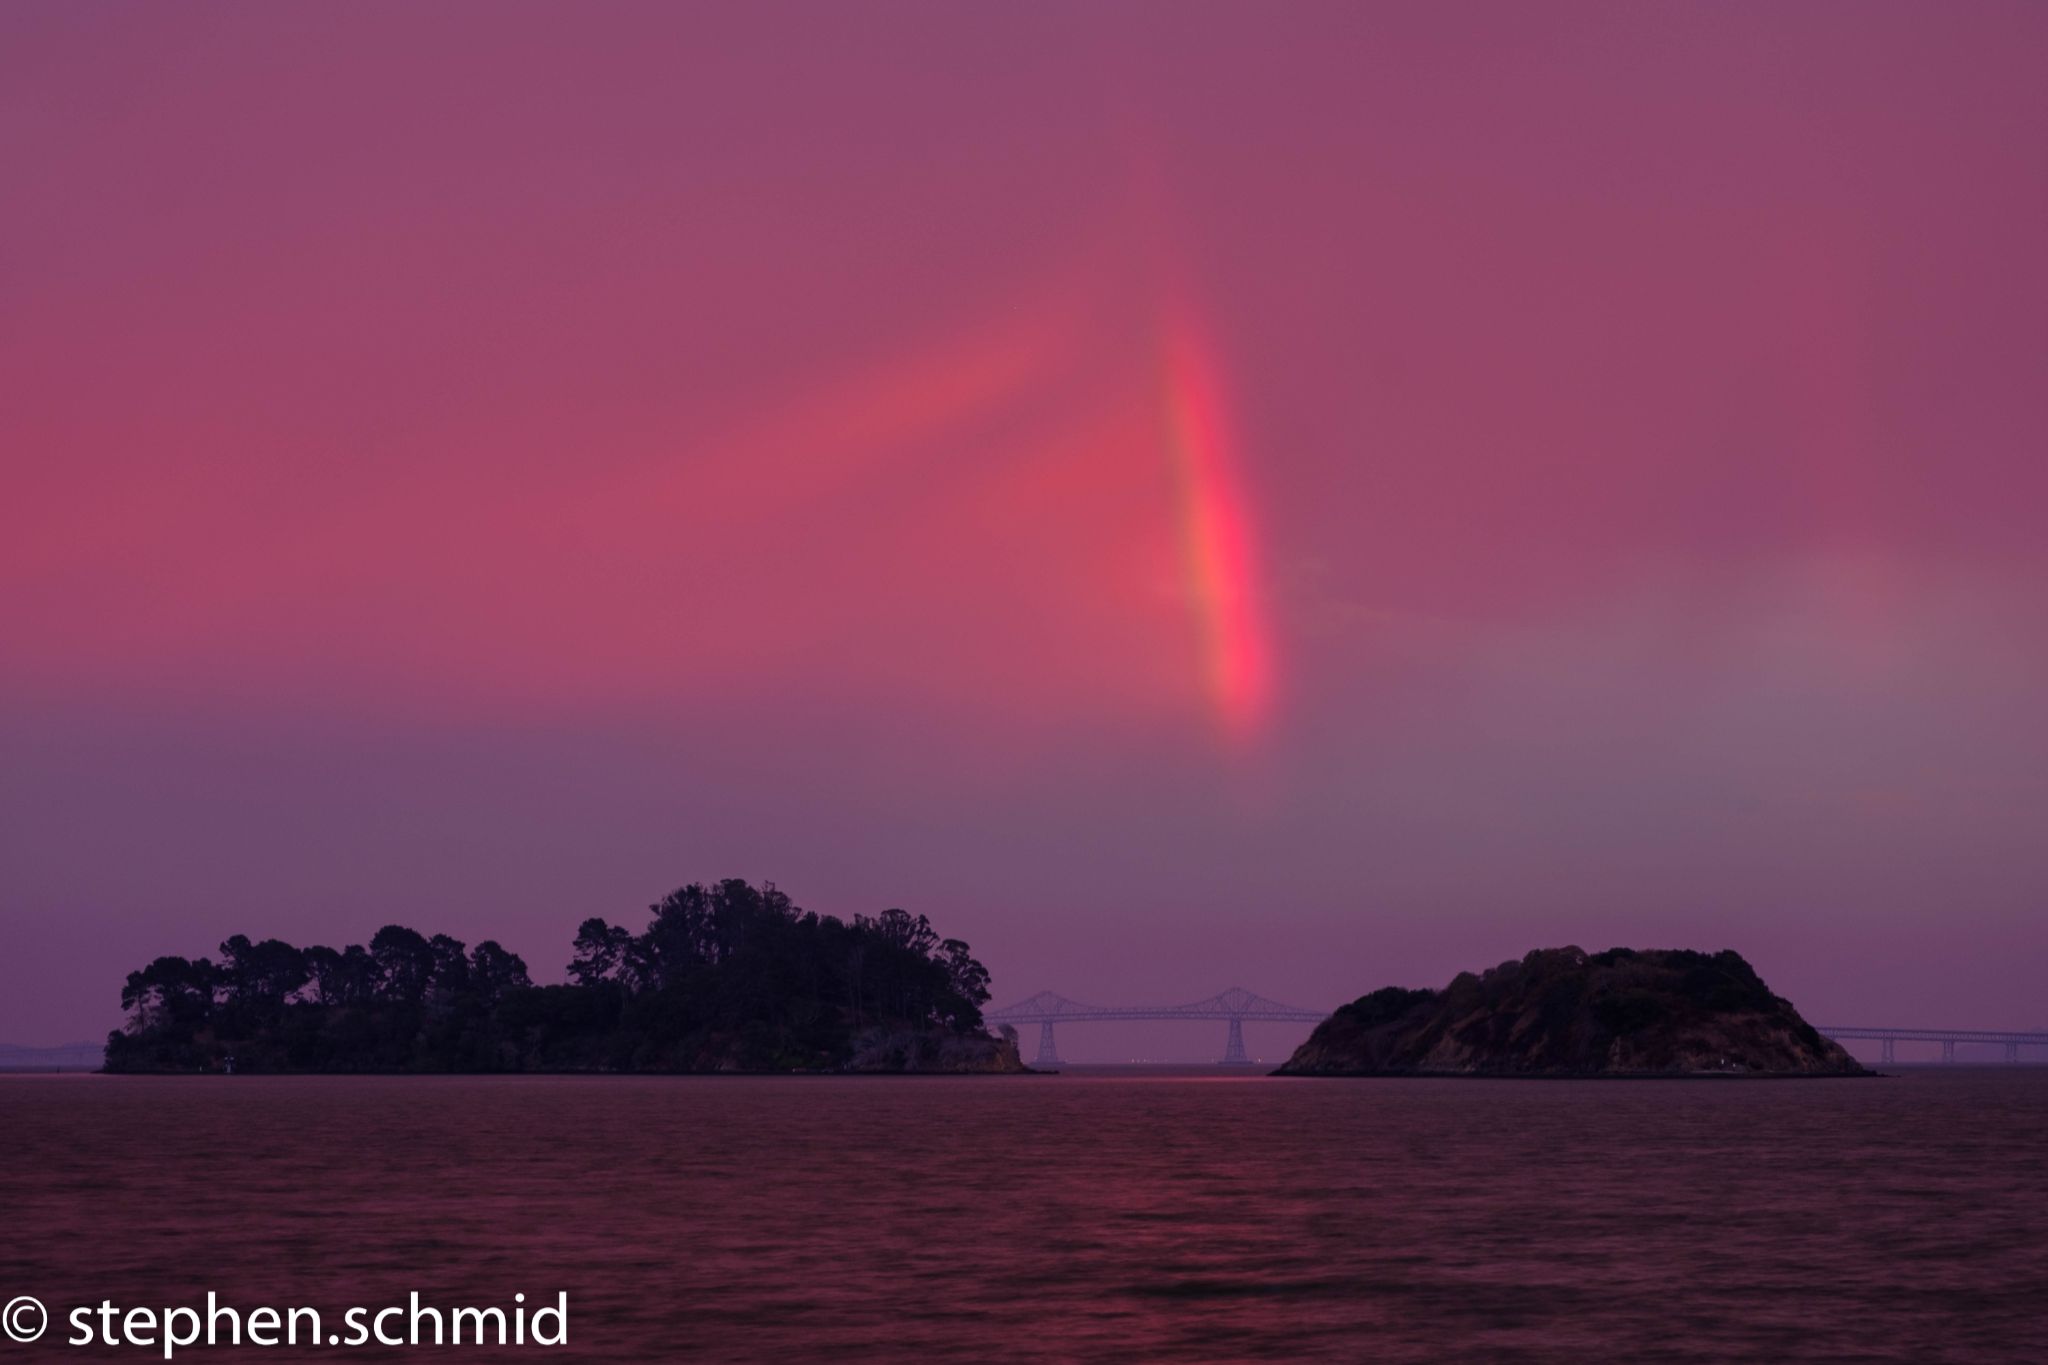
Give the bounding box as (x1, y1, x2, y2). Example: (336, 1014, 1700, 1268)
(985, 994, 2047, 1065)
(1817, 1027, 2048, 1044)
(988, 987, 1326, 1025)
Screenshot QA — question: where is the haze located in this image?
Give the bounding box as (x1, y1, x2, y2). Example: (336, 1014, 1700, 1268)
(4, 2, 2045, 1052)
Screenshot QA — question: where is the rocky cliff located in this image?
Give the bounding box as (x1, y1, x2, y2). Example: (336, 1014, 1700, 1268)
(846, 1023, 1030, 1073)
(1277, 947, 1867, 1077)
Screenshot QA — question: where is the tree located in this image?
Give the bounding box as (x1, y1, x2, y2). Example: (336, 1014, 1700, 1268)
(216, 935, 257, 1012)
(870, 908, 939, 957)
(106, 879, 1009, 1074)
(218, 937, 307, 1019)
(427, 934, 470, 1002)
(941, 938, 991, 1017)
(301, 946, 345, 1005)
(121, 956, 216, 1030)
(468, 941, 531, 1004)
(567, 918, 633, 986)
(641, 884, 714, 985)
(303, 944, 378, 1006)
(369, 925, 435, 1004)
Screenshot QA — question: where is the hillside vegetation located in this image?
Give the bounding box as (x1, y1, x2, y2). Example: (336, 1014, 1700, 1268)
(1278, 947, 1866, 1077)
(106, 879, 1022, 1074)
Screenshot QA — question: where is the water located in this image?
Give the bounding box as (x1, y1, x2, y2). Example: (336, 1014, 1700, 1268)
(4, 1068, 2045, 1361)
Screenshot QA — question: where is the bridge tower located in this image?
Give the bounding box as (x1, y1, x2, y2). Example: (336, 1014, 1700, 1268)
(1221, 1017, 1249, 1065)
(1034, 1021, 1062, 1068)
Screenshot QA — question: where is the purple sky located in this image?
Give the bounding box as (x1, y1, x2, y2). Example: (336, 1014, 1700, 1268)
(5, 3, 2046, 1052)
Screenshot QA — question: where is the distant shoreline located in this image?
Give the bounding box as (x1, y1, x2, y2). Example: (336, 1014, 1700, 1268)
(1270, 1068, 1884, 1080)
(43, 1066, 1055, 1078)
(0, 1065, 94, 1075)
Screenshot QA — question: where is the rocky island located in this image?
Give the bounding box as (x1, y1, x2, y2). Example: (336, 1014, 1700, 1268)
(1277, 947, 1868, 1077)
(105, 878, 1027, 1075)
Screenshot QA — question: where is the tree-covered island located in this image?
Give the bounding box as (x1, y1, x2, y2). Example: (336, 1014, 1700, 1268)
(105, 879, 1025, 1074)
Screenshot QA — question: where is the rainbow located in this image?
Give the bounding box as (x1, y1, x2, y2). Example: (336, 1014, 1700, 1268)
(1161, 314, 1273, 738)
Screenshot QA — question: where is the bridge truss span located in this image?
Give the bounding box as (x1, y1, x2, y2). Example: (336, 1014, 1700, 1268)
(1817, 1025, 2048, 1066)
(987, 987, 1328, 1066)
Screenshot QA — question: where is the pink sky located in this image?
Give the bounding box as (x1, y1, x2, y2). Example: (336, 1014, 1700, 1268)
(4, 2, 2045, 1050)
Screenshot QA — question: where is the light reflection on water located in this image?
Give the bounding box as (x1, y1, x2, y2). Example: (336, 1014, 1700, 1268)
(4, 1069, 2045, 1361)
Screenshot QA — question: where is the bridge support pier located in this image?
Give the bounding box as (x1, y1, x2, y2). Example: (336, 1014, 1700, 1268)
(2007, 1041, 2020, 1064)
(1034, 1021, 1062, 1068)
(1221, 1016, 1249, 1065)
(1942, 1039, 1957, 1064)
(1880, 1037, 1895, 1065)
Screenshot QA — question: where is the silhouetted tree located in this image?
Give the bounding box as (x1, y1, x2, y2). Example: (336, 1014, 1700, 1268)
(218, 936, 307, 1022)
(107, 880, 1004, 1074)
(468, 940, 530, 1004)
(568, 918, 633, 987)
(370, 925, 436, 1004)
(427, 934, 470, 1003)
(122, 956, 216, 1030)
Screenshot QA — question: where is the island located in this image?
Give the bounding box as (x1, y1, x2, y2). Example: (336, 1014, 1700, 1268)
(1276, 946, 1869, 1077)
(104, 878, 1028, 1074)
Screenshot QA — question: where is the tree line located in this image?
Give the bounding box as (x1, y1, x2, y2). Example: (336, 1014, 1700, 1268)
(106, 879, 1002, 1073)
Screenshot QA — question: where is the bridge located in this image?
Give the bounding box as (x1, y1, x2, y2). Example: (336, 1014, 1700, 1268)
(988, 987, 1326, 1065)
(1817, 1026, 2048, 1066)
(985, 990, 2048, 1068)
